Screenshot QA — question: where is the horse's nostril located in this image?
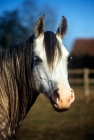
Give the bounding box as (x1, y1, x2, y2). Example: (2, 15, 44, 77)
(54, 88, 59, 92)
(52, 88, 59, 100)
(49, 88, 59, 105)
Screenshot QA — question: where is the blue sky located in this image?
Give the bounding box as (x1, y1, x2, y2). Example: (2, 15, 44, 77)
(0, 0, 94, 51)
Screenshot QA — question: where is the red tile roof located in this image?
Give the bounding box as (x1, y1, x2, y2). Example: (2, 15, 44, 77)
(71, 38, 94, 57)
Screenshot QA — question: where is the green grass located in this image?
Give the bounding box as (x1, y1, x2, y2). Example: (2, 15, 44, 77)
(17, 86, 94, 140)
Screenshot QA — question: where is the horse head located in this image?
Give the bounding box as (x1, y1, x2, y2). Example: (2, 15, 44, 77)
(32, 15, 75, 112)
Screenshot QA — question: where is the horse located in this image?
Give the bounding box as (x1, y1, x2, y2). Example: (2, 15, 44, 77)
(0, 15, 75, 140)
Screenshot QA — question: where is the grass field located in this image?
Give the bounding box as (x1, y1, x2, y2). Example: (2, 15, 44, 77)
(17, 86, 94, 140)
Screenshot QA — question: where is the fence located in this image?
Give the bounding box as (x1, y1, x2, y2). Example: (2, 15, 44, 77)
(68, 68, 94, 96)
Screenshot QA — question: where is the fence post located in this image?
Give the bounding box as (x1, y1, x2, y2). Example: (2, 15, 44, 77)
(83, 68, 90, 96)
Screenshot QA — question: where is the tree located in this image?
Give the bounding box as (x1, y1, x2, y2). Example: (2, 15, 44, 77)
(0, 10, 28, 49)
(0, 0, 57, 50)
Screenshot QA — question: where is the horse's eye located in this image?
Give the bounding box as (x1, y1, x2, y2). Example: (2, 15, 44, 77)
(67, 55, 72, 63)
(34, 56, 42, 63)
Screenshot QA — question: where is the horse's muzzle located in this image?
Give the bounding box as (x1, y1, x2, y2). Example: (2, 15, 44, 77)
(49, 87, 75, 112)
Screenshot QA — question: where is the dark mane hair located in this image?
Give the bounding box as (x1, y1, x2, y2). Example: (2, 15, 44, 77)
(44, 31, 62, 68)
(0, 36, 39, 139)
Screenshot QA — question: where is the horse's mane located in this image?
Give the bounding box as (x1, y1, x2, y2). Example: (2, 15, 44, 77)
(0, 37, 34, 96)
(44, 31, 62, 68)
(0, 36, 39, 136)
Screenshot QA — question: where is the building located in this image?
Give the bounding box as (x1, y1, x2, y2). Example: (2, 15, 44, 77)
(68, 38, 94, 69)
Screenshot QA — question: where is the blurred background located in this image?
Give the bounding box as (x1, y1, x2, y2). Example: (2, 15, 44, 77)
(0, 0, 94, 140)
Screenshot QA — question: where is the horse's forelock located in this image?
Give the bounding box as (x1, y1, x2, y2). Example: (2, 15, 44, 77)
(43, 31, 62, 69)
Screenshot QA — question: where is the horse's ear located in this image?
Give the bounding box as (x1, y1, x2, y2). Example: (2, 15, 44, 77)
(34, 15, 45, 38)
(56, 16, 68, 38)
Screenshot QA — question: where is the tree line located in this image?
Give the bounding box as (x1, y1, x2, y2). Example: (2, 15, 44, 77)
(0, 0, 57, 50)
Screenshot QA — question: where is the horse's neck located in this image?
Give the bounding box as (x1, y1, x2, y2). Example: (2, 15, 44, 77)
(0, 44, 39, 139)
